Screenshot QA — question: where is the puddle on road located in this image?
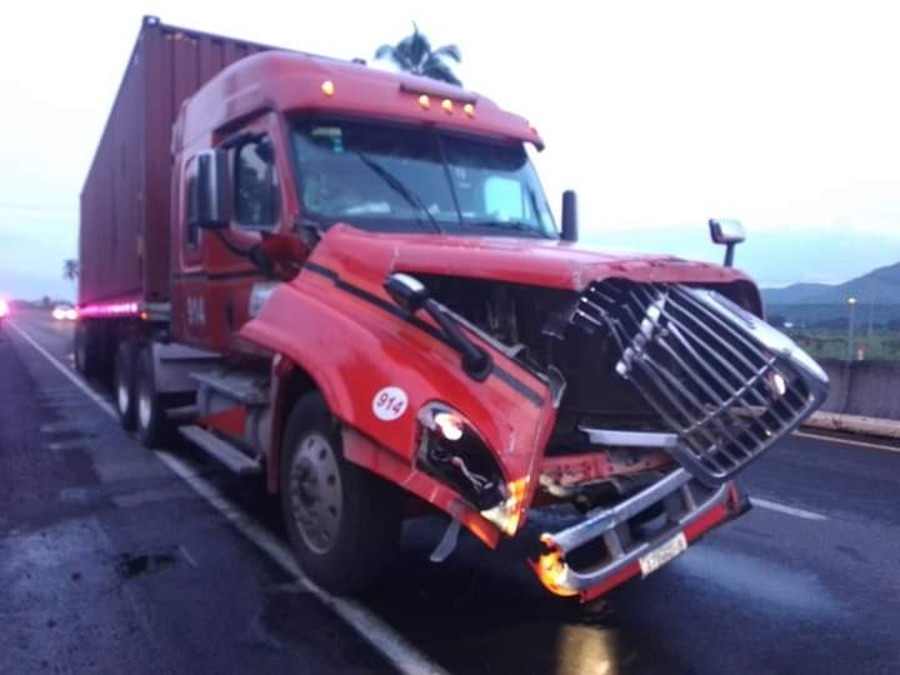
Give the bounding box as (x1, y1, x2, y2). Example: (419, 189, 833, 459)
(673, 546, 841, 614)
(114, 550, 180, 579)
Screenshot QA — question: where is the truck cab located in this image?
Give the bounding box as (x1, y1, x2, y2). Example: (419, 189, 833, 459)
(169, 53, 552, 355)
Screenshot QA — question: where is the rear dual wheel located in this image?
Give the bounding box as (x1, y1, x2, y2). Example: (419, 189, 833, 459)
(114, 343, 137, 431)
(134, 347, 173, 448)
(113, 342, 168, 446)
(74, 322, 101, 378)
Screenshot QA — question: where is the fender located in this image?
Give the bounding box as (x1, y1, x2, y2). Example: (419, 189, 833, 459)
(239, 264, 556, 539)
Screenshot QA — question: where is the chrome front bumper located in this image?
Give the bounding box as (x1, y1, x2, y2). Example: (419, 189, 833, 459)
(533, 467, 738, 600)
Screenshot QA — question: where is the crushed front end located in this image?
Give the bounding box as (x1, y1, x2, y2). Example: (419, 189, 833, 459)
(418, 272, 828, 601)
(529, 278, 828, 599)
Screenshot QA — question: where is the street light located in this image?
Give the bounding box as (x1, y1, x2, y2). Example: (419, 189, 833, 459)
(846, 297, 857, 361)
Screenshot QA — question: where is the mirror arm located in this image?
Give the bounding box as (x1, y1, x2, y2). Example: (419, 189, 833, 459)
(423, 300, 492, 381)
(724, 243, 735, 268)
(561, 190, 578, 242)
(383, 272, 492, 381)
(212, 230, 253, 259)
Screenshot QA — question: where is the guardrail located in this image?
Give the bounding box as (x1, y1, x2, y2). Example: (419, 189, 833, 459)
(817, 359, 900, 420)
(801, 359, 900, 440)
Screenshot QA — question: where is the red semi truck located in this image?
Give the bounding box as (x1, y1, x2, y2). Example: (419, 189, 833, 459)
(77, 17, 828, 600)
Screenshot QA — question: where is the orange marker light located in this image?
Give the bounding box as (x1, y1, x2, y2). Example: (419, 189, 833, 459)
(419, 94, 431, 109)
(463, 103, 475, 117)
(321, 80, 335, 96)
(442, 99, 454, 113)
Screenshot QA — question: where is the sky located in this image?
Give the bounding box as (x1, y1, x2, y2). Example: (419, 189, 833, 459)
(1, 0, 898, 301)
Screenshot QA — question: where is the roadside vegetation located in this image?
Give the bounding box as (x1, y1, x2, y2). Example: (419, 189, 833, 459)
(782, 328, 900, 361)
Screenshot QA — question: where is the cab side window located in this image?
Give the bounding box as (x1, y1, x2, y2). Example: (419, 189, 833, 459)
(184, 156, 200, 248)
(235, 137, 281, 229)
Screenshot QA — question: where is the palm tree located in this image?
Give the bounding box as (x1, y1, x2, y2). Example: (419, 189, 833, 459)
(63, 258, 79, 282)
(375, 23, 462, 86)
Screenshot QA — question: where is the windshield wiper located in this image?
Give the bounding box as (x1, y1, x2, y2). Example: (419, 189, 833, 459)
(355, 153, 443, 234)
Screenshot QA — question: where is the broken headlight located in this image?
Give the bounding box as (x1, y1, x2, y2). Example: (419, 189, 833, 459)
(416, 403, 506, 511)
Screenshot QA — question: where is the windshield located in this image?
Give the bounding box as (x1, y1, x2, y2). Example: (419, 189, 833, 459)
(290, 118, 557, 238)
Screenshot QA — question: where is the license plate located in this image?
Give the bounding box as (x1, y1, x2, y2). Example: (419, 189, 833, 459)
(639, 532, 688, 577)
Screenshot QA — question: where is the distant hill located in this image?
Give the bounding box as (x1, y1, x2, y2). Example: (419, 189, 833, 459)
(763, 261, 900, 305)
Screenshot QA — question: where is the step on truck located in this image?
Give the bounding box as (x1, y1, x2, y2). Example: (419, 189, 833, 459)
(77, 16, 829, 600)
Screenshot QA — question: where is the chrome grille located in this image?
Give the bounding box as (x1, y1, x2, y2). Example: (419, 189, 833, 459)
(572, 279, 829, 485)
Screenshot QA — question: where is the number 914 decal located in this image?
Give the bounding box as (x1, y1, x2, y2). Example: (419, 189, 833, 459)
(372, 386, 409, 421)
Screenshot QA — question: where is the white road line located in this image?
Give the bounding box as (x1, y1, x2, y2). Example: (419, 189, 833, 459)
(8, 321, 118, 418)
(7, 321, 448, 675)
(749, 497, 828, 521)
(794, 430, 900, 454)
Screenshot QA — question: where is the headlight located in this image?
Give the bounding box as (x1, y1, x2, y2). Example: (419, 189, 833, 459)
(417, 403, 507, 511)
(417, 403, 528, 535)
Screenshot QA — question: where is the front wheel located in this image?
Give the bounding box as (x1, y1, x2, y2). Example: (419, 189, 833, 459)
(280, 393, 402, 594)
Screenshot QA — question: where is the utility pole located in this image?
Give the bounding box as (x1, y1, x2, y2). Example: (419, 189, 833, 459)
(846, 297, 857, 361)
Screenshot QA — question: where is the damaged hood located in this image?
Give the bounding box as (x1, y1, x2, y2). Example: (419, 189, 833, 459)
(314, 224, 755, 292)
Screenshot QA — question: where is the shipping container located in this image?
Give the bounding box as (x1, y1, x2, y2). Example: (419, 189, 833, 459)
(79, 16, 273, 305)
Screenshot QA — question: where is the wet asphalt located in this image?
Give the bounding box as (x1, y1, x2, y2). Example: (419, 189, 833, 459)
(2, 311, 899, 674)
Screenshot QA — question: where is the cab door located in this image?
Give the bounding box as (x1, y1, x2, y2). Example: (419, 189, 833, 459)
(201, 114, 292, 354)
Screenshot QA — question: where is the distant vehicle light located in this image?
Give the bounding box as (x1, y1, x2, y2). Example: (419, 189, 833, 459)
(52, 304, 77, 321)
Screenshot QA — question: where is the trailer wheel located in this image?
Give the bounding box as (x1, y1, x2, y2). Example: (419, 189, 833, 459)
(280, 393, 402, 594)
(135, 347, 171, 448)
(115, 343, 137, 431)
(74, 322, 100, 378)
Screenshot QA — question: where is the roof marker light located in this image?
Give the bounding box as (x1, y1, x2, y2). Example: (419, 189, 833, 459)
(441, 99, 454, 113)
(419, 94, 431, 109)
(463, 103, 475, 118)
(321, 80, 335, 96)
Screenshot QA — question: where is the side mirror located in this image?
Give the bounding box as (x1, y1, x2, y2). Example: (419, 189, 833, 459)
(384, 273, 430, 313)
(561, 190, 578, 242)
(189, 149, 231, 230)
(709, 218, 745, 267)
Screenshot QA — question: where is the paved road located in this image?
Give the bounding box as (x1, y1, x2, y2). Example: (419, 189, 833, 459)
(2, 311, 899, 674)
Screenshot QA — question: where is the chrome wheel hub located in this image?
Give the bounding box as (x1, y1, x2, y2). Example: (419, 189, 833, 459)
(117, 376, 130, 414)
(138, 384, 152, 431)
(289, 432, 342, 554)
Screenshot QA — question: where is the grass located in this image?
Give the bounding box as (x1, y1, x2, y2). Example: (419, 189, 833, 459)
(783, 329, 900, 361)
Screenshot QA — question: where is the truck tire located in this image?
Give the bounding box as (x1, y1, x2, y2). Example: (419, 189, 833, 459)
(135, 347, 171, 448)
(74, 322, 100, 379)
(115, 342, 137, 431)
(280, 393, 402, 594)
